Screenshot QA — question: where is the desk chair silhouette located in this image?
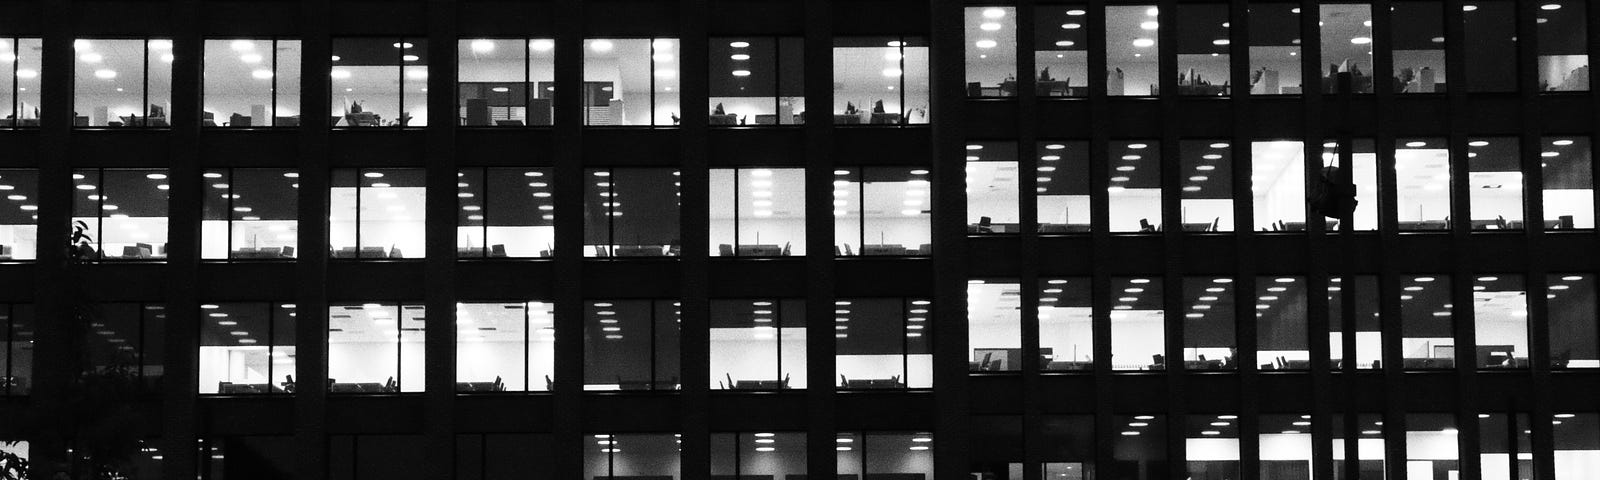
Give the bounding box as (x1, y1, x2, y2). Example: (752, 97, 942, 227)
(781, 241, 791, 256)
(718, 244, 734, 256)
(977, 216, 994, 233)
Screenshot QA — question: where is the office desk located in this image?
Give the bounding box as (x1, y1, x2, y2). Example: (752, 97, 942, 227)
(1038, 223, 1092, 233)
(869, 113, 902, 124)
(217, 382, 284, 394)
(1398, 220, 1449, 231)
(860, 244, 907, 255)
(329, 382, 389, 393)
(731, 380, 787, 389)
(1402, 358, 1455, 369)
(1182, 222, 1214, 232)
(709, 114, 738, 125)
(615, 245, 668, 257)
(833, 114, 862, 125)
(1044, 361, 1093, 371)
(233, 247, 292, 259)
(455, 381, 504, 392)
(1184, 360, 1227, 370)
(969, 223, 1020, 233)
(736, 244, 784, 256)
(841, 379, 904, 389)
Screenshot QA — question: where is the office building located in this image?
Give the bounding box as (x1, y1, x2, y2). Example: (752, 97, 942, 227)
(0, 0, 1597, 479)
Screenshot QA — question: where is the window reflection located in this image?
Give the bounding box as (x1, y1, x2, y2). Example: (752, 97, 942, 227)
(330, 168, 426, 259)
(457, 38, 555, 127)
(202, 168, 299, 261)
(1542, 136, 1593, 229)
(1319, 5, 1375, 94)
(1185, 414, 1241, 478)
(1401, 274, 1455, 369)
(585, 168, 680, 258)
(457, 167, 555, 258)
(967, 141, 1020, 233)
(583, 300, 679, 391)
(0, 38, 43, 127)
(0, 169, 38, 260)
(1258, 276, 1309, 370)
(1034, 6, 1089, 97)
(1464, 2, 1517, 93)
(331, 38, 428, 127)
(1329, 275, 1383, 370)
(1260, 415, 1313, 479)
(1111, 414, 1168, 478)
(710, 299, 804, 389)
(836, 298, 931, 389)
(1180, 140, 1232, 232)
(710, 168, 805, 257)
(198, 303, 296, 395)
(1248, 4, 1303, 95)
(327, 303, 425, 393)
(1549, 274, 1597, 368)
(86, 303, 164, 391)
(73, 38, 173, 127)
(1332, 413, 1388, 478)
(584, 39, 678, 126)
(833, 168, 932, 256)
(72, 169, 171, 261)
(584, 433, 680, 479)
(1538, 1, 1589, 92)
(1040, 278, 1093, 371)
(204, 39, 302, 127)
(836, 432, 934, 478)
(1109, 141, 1161, 233)
(966, 7, 1018, 98)
(710, 37, 803, 125)
(833, 37, 930, 125)
(0, 304, 34, 396)
(455, 301, 554, 392)
(969, 280, 1021, 373)
(1106, 5, 1159, 96)
(1183, 277, 1235, 370)
(1112, 277, 1164, 371)
(711, 432, 805, 477)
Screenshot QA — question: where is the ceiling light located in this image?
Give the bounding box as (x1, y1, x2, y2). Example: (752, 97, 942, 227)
(470, 39, 495, 53)
(529, 39, 554, 52)
(730, 53, 750, 60)
(393, 42, 414, 49)
(1055, 40, 1075, 47)
(1542, 4, 1562, 10)
(975, 39, 998, 49)
(1140, 21, 1159, 31)
(980, 23, 1001, 31)
(1351, 37, 1373, 45)
(590, 40, 613, 52)
(1132, 38, 1156, 48)
(251, 69, 273, 79)
(148, 39, 173, 50)
(240, 53, 263, 64)
(732, 70, 751, 76)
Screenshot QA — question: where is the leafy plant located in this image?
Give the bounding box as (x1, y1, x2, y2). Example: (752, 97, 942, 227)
(0, 441, 27, 480)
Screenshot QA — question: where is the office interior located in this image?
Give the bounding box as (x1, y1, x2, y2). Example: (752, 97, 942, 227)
(329, 38, 429, 127)
(71, 39, 173, 127)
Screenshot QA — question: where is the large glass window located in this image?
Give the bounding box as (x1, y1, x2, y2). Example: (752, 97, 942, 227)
(204, 39, 302, 127)
(969, 416, 1022, 479)
(833, 167, 932, 256)
(836, 298, 932, 389)
(966, 7, 1018, 98)
(1260, 415, 1313, 479)
(0, 304, 34, 396)
(712, 432, 805, 477)
(836, 432, 934, 478)
(198, 303, 296, 395)
(0, 38, 43, 127)
(1033, 6, 1089, 98)
(1406, 414, 1460, 477)
(1180, 140, 1232, 232)
(329, 435, 426, 480)
(1468, 138, 1524, 229)
(452, 433, 556, 480)
(710, 168, 805, 257)
(583, 300, 679, 391)
(331, 38, 427, 127)
(1553, 413, 1600, 478)
(832, 37, 930, 125)
(199, 435, 298, 480)
(1479, 412, 1534, 479)
(330, 168, 426, 259)
(1539, 1, 1588, 92)
(327, 303, 425, 393)
(202, 168, 299, 260)
(1329, 275, 1383, 369)
(1175, 3, 1231, 96)
(585, 433, 680, 479)
(1543, 136, 1593, 229)
(1464, 1, 1517, 93)
(0, 169, 39, 260)
(1109, 141, 1161, 233)
(1331, 413, 1387, 478)
(1036, 141, 1090, 233)
(710, 37, 803, 126)
(1253, 141, 1307, 231)
(457, 38, 555, 127)
(1549, 273, 1597, 368)
(1401, 274, 1455, 369)
(1112, 414, 1168, 478)
(1040, 278, 1093, 371)
(1322, 139, 1380, 230)
(967, 141, 1020, 234)
(710, 299, 805, 390)
(969, 280, 1021, 373)
(1041, 415, 1095, 476)
(1106, 5, 1159, 96)
(1183, 277, 1235, 370)
(456, 301, 554, 392)
(1112, 277, 1165, 371)
(1391, 2, 1445, 94)
(583, 38, 678, 126)
(86, 303, 164, 391)
(1185, 414, 1241, 478)
(1249, 4, 1303, 95)
(1319, 5, 1375, 94)
(458, 167, 554, 258)
(1395, 138, 1452, 231)
(1473, 274, 1528, 369)
(74, 38, 173, 127)
(72, 168, 170, 261)
(1259, 276, 1309, 370)
(584, 168, 680, 258)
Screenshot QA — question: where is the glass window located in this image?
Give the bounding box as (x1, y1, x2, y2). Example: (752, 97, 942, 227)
(1040, 278, 1093, 371)
(1329, 275, 1383, 369)
(1322, 139, 1380, 230)
(1181, 140, 1232, 231)
(1034, 6, 1089, 98)
(712, 432, 806, 477)
(1112, 277, 1165, 371)
(1041, 415, 1095, 476)
(329, 435, 427, 480)
(330, 168, 426, 259)
(1112, 414, 1168, 478)
(1401, 274, 1454, 369)
(73, 38, 173, 127)
(1468, 138, 1525, 229)
(1185, 414, 1240, 478)
(0, 38, 42, 127)
(585, 434, 680, 479)
(1109, 141, 1161, 233)
(832, 37, 930, 125)
(1464, 1, 1517, 93)
(86, 303, 164, 391)
(1183, 277, 1235, 370)
(969, 280, 1021, 373)
(967, 141, 1019, 233)
(1553, 413, 1600, 478)
(72, 168, 170, 261)
(327, 303, 425, 393)
(1539, 1, 1588, 92)
(1549, 273, 1597, 368)
(1175, 3, 1231, 96)
(966, 7, 1018, 98)
(456, 301, 554, 393)
(202, 168, 299, 261)
(1406, 414, 1460, 476)
(833, 167, 932, 256)
(710, 168, 805, 257)
(200, 435, 298, 480)
(969, 416, 1023, 479)
(585, 168, 680, 258)
(1036, 141, 1091, 233)
(0, 304, 33, 396)
(1473, 274, 1528, 369)
(836, 298, 932, 389)
(1479, 412, 1534, 479)
(1259, 276, 1309, 370)
(1253, 141, 1307, 231)
(583, 300, 679, 391)
(458, 167, 555, 259)
(204, 39, 302, 127)
(710, 37, 803, 126)
(1106, 5, 1159, 96)
(458, 38, 555, 127)
(1331, 413, 1387, 478)
(836, 432, 934, 478)
(1248, 4, 1303, 95)
(1391, 2, 1445, 94)
(453, 433, 556, 480)
(1319, 5, 1375, 94)
(1260, 415, 1313, 479)
(583, 38, 678, 126)
(330, 38, 427, 128)
(1542, 136, 1593, 229)
(1395, 138, 1452, 231)
(198, 302, 296, 395)
(710, 299, 805, 390)
(0, 169, 39, 260)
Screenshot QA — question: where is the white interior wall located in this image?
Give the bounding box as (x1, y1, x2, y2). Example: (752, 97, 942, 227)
(1038, 195, 1090, 225)
(1040, 306, 1093, 362)
(0, 224, 37, 259)
(1108, 188, 1161, 232)
(1111, 310, 1164, 369)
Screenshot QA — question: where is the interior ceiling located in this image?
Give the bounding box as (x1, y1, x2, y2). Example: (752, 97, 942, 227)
(203, 168, 300, 221)
(458, 168, 556, 227)
(1105, 5, 1161, 63)
(0, 170, 41, 224)
(964, 7, 1019, 70)
(203, 40, 302, 96)
(73, 39, 174, 97)
(327, 303, 428, 343)
(72, 169, 169, 218)
(708, 168, 806, 221)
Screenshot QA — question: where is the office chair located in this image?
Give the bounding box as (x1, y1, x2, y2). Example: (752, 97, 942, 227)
(1139, 219, 1155, 233)
(384, 377, 396, 392)
(781, 241, 790, 256)
(1210, 217, 1219, 232)
(493, 376, 504, 391)
(977, 216, 993, 233)
(545, 375, 553, 391)
(281, 246, 295, 258)
(388, 245, 403, 259)
(718, 244, 734, 256)
(782, 373, 790, 389)
(726, 373, 736, 390)
(282, 375, 296, 393)
(839, 374, 849, 387)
